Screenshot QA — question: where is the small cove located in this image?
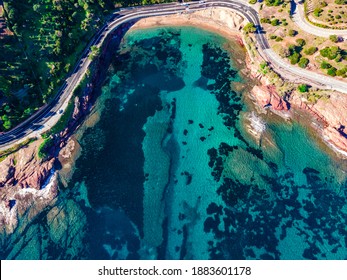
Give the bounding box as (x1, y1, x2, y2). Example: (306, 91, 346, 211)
(3, 26, 347, 260)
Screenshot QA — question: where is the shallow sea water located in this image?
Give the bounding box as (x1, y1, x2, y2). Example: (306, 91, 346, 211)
(2, 26, 347, 260)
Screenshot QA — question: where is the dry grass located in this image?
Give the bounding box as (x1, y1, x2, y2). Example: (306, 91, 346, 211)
(260, 3, 347, 80)
(307, 0, 347, 29)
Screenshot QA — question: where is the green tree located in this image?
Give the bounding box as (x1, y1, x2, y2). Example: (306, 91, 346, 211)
(336, 68, 347, 76)
(321, 61, 332, 69)
(329, 35, 339, 43)
(335, 0, 347, 4)
(243, 23, 257, 34)
(265, 0, 283, 6)
(298, 84, 308, 93)
(89, 45, 101, 60)
(327, 67, 337, 76)
(271, 19, 280, 26)
(288, 29, 297, 37)
(304, 47, 318, 55)
(313, 8, 323, 17)
(261, 18, 271, 24)
(290, 52, 301, 64)
(296, 38, 306, 47)
(1, 115, 12, 130)
(298, 57, 309, 68)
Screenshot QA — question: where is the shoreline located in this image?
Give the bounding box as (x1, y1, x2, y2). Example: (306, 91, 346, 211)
(129, 9, 347, 159)
(129, 11, 244, 43)
(1, 7, 347, 235)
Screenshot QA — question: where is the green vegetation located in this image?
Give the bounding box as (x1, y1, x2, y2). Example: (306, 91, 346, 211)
(336, 67, 347, 77)
(305, 91, 330, 104)
(260, 18, 271, 24)
(320, 46, 343, 60)
(321, 61, 332, 69)
(271, 19, 280, 26)
(327, 67, 337, 76)
(259, 62, 270, 75)
(265, 0, 283, 6)
(0, 0, 172, 133)
(335, 0, 347, 4)
(298, 57, 309, 68)
(0, 138, 36, 162)
(298, 84, 309, 93)
(295, 38, 306, 47)
(329, 35, 339, 43)
(304, 47, 318, 55)
(288, 29, 297, 37)
(38, 137, 54, 159)
(290, 52, 301, 64)
(89, 46, 101, 60)
(313, 7, 323, 17)
(243, 22, 257, 34)
(249, 0, 257, 4)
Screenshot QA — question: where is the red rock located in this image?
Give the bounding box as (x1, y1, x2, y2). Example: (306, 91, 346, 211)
(271, 92, 289, 111)
(323, 127, 347, 152)
(251, 85, 288, 111)
(251, 85, 271, 107)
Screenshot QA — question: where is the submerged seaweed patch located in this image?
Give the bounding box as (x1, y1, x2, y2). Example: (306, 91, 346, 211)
(4, 27, 347, 261)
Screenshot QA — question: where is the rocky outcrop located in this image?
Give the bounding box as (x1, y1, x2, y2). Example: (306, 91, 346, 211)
(323, 126, 347, 153)
(291, 91, 347, 155)
(290, 94, 329, 126)
(0, 60, 94, 234)
(0, 141, 58, 234)
(251, 85, 289, 111)
(252, 85, 347, 155)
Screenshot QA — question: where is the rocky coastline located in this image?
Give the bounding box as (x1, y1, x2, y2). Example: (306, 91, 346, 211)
(1, 7, 347, 235)
(247, 61, 347, 157)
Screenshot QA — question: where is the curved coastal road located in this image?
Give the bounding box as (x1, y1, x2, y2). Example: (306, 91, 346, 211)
(1, 0, 347, 150)
(291, 0, 347, 39)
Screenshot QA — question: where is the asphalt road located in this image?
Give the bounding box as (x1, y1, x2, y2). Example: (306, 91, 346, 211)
(1, 0, 347, 149)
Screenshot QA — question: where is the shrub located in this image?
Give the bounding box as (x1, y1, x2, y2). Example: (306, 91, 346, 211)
(249, 0, 257, 4)
(329, 35, 339, 43)
(271, 19, 280, 26)
(313, 8, 323, 17)
(275, 37, 283, 41)
(38, 137, 54, 159)
(270, 34, 277, 39)
(335, 54, 342, 62)
(335, 0, 347, 4)
(265, 0, 284, 6)
(260, 62, 268, 69)
(298, 57, 309, 68)
(243, 23, 257, 33)
(321, 61, 332, 69)
(298, 84, 308, 93)
(327, 67, 337, 76)
(288, 29, 297, 36)
(320, 46, 341, 60)
(296, 38, 306, 46)
(304, 47, 318, 55)
(261, 18, 271, 24)
(290, 52, 301, 64)
(336, 68, 347, 76)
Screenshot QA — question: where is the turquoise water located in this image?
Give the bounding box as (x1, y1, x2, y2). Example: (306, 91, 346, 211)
(2, 26, 347, 260)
